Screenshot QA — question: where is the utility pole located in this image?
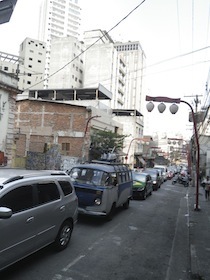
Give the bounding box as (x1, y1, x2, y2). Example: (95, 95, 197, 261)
(184, 94, 202, 207)
(184, 94, 202, 114)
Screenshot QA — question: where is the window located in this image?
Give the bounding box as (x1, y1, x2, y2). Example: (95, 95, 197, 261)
(62, 143, 70, 155)
(59, 180, 73, 195)
(0, 185, 33, 213)
(35, 182, 60, 205)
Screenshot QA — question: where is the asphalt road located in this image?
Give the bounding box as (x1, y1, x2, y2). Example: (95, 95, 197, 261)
(0, 179, 191, 280)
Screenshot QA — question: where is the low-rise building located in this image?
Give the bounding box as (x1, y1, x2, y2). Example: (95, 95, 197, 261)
(15, 87, 123, 169)
(0, 70, 22, 166)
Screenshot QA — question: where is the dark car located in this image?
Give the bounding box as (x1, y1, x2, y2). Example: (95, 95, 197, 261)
(132, 171, 153, 200)
(143, 168, 161, 190)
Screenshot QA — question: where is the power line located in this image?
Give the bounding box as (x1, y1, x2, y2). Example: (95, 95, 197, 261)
(24, 0, 147, 90)
(145, 46, 210, 69)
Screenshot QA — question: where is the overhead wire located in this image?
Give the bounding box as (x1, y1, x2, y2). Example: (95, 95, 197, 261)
(24, 0, 147, 90)
(21, 0, 210, 116)
(82, 47, 210, 89)
(176, 0, 181, 54)
(192, 0, 210, 138)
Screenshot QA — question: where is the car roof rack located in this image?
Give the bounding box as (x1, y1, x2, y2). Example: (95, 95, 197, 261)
(90, 160, 127, 166)
(90, 160, 130, 173)
(2, 171, 67, 185)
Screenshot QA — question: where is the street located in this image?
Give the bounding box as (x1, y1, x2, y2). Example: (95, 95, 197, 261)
(0, 180, 191, 280)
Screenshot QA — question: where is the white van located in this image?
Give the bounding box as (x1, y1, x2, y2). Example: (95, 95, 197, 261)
(154, 165, 168, 182)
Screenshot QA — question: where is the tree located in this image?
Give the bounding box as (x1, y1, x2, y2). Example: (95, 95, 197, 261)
(89, 130, 127, 162)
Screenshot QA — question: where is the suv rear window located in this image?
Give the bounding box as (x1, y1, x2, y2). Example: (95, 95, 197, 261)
(0, 185, 33, 213)
(36, 182, 60, 205)
(58, 180, 73, 196)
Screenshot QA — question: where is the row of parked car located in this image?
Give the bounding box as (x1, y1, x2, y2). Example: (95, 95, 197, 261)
(0, 163, 178, 272)
(132, 165, 176, 200)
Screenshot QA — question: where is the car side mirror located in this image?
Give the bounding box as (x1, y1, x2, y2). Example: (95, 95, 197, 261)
(0, 207, 12, 219)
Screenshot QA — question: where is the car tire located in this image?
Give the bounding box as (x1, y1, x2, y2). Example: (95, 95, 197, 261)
(54, 220, 73, 251)
(142, 189, 147, 200)
(123, 198, 130, 209)
(106, 204, 116, 221)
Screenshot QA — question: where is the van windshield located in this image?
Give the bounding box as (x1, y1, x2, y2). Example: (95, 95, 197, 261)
(69, 167, 114, 186)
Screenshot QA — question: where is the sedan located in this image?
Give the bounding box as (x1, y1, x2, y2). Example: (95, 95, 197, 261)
(132, 171, 153, 200)
(143, 168, 161, 190)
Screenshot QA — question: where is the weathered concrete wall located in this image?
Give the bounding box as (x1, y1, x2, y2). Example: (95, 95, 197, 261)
(61, 156, 79, 171)
(26, 145, 61, 170)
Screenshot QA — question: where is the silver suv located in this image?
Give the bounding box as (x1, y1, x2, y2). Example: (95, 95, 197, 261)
(0, 169, 78, 271)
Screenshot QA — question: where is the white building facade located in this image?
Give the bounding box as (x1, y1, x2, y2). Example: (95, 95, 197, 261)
(114, 41, 146, 115)
(18, 38, 46, 90)
(38, 0, 81, 88)
(83, 30, 127, 110)
(48, 36, 84, 89)
(0, 71, 22, 166)
(82, 30, 146, 115)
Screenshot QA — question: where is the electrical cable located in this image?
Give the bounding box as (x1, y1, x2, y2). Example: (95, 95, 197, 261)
(24, 0, 147, 90)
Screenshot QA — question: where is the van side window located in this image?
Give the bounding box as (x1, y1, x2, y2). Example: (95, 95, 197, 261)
(0, 185, 33, 213)
(117, 172, 122, 184)
(36, 182, 60, 205)
(121, 172, 126, 182)
(58, 180, 73, 196)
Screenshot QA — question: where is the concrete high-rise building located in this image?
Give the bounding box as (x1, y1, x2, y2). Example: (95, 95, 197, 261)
(0, 38, 46, 91)
(83, 30, 128, 110)
(48, 36, 84, 89)
(38, 0, 81, 88)
(114, 41, 146, 115)
(82, 30, 146, 155)
(82, 30, 146, 114)
(18, 38, 46, 90)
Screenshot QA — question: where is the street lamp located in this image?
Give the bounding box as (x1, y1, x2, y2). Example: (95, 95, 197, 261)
(82, 115, 101, 163)
(146, 95, 200, 211)
(125, 138, 145, 164)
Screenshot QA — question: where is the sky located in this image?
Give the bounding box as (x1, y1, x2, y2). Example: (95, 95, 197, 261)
(0, 0, 210, 140)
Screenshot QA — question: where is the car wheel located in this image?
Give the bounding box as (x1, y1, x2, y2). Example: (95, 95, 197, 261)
(54, 220, 73, 251)
(106, 204, 116, 221)
(123, 198, 130, 209)
(142, 189, 147, 200)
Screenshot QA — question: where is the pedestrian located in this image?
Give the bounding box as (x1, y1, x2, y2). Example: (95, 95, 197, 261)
(202, 175, 210, 200)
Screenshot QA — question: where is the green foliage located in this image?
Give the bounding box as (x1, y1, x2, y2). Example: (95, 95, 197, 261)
(90, 130, 127, 160)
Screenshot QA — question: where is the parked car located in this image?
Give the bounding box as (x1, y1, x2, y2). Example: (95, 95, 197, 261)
(0, 169, 78, 272)
(67, 161, 133, 220)
(152, 167, 164, 184)
(132, 171, 153, 200)
(154, 165, 168, 182)
(143, 168, 161, 190)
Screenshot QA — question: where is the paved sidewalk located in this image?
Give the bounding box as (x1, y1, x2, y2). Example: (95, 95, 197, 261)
(188, 185, 210, 280)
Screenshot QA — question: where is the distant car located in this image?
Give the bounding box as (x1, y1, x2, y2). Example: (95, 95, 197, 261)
(0, 169, 78, 272)
(144, 168, 161, 190)
(154, 165, 168, 182)
(153, 167, 164, 184)
(132, 171, 153, 200)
